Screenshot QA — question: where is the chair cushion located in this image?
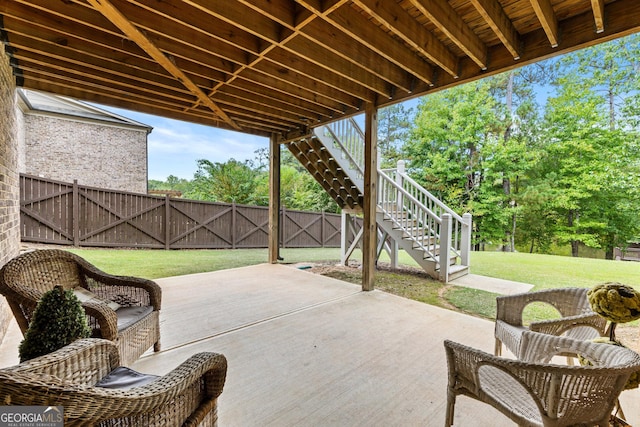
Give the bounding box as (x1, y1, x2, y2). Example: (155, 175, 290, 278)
(116, 306, 154, 331)
(95, 366, 159, 390)
(73, 287, 121, 311)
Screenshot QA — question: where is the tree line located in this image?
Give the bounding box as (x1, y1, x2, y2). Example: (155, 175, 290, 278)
(404, 34, 640, 258)
(149, 148, 340, 214)
(151, 34, 640, 258)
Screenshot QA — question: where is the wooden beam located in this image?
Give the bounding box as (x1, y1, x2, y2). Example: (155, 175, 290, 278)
(353, 0, 459, 78)
(269, 134, 282, 263)
(299, 20, 415, 93)
(116, 0, 255, 65)
(127, 0, 262, 55)
(250, 60, 363, 109)
(362, 103, 378, 292)
(86, 0, 240, 129)
(408, 0, 488, 70)
(282, 36, 392, 98)
(529, 0, 559, 47)
(591, 0, 605, 33)
(469, 0, 522, 60)
(376, 0, 640, 111)
(238, 69, 351, 114)
(234, 1, 397, 97)
(298, 0, 435, 86)
(266, 48, 376, 101)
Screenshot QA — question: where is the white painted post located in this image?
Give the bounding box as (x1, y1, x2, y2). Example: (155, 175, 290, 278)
(439, 213, 452, 282)
(395, 160, 405, 210)
(461, 213, 472, 267)
(389, 160, 405, 270)
(389, 239, 399, 270)
(340, 211, 348, 266)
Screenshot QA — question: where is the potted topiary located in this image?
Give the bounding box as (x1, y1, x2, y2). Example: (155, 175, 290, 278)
(18, 285, 92, 362)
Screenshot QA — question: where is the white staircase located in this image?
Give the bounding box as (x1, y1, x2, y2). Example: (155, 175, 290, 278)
(314, 118, 471, 282)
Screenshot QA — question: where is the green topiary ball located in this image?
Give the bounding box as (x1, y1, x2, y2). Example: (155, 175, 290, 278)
(18, 285, 91, 362)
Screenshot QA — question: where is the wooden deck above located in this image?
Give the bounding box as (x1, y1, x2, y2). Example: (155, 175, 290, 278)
(2, 1, 639, 138)
(1, 264, 638, 426)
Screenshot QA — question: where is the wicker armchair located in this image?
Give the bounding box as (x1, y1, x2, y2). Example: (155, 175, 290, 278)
(444, 334, 640, 427)
(0, 338, 227, 426)
(0, 249, 161, 366)
(494, 287, 607, 358)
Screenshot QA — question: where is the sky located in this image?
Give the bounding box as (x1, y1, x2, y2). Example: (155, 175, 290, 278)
(98, 99, 419, 182)
(97, 83, 546, 182)
(98, 105, 270, 181)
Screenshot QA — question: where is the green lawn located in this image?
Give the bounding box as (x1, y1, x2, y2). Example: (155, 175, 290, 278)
(67, 247, 640, 326)
(377, 250, 640, 290)
(67, 247, 343, 279)
(70, 247, 640, 290)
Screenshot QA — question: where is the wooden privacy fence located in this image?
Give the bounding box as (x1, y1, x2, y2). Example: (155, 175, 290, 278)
(20, 174, 343, 249)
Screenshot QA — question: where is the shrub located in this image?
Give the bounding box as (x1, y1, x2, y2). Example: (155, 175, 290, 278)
(18, 285, 91, 362)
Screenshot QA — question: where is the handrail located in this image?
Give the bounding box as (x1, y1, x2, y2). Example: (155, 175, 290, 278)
(396, 169, 464, 223)
(323, 118, 365, 178)
(377, 169, 446, 261)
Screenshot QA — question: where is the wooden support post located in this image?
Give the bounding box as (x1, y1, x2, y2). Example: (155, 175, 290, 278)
(268, 134, 281, 263)
(362, 103, 378, 291)
(73, 180, 79, 246)
(164, 195, 170, 250)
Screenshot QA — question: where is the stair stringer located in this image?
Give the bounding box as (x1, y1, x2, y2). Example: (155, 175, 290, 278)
(313, 129, 365, 193)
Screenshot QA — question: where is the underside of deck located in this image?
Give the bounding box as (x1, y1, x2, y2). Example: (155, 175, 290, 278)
(1, 264, 638, 426)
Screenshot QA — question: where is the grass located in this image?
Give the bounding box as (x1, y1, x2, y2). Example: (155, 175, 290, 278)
(376, 250, 640, 290)
(68, 246, 640, 327)
(66, 247, 342, 280)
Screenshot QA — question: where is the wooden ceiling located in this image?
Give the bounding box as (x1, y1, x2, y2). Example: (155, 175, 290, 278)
(1, 0, 639, 139)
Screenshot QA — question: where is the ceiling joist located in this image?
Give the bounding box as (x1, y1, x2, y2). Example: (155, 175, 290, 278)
(86, 0, 239, 129)
(591, 0, 605, 33)
(529, 0, 560, 47)
(1, 0, 638, 138)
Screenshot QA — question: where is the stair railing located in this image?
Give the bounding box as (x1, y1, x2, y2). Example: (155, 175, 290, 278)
(388, 161, 471, 265)
(323, 118, 365, 179)
(320, 118, 472, 277)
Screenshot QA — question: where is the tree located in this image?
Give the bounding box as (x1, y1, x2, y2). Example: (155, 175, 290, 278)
(406, 80, 505, 248)
(535, 35, 640, 257)
(187, 158, 259, 204)
(562, 34, 640, 130)
(149, 175, 192, 195)
(485, 68, 548, 251)
(377, 104, 413, 168)
(252, 149, 339, 212)
(536, 79, 630, 257)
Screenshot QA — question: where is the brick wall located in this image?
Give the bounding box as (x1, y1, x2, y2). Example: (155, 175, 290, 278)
(0, 53, 22, 344)
(23, 114, 148, 193)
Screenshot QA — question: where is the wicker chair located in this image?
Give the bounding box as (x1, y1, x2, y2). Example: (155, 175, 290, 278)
(0, 249, 161, 366)
(0, 338, 227, 426)
(494, 287, 607, 358)
(444, 334, 640, 427)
